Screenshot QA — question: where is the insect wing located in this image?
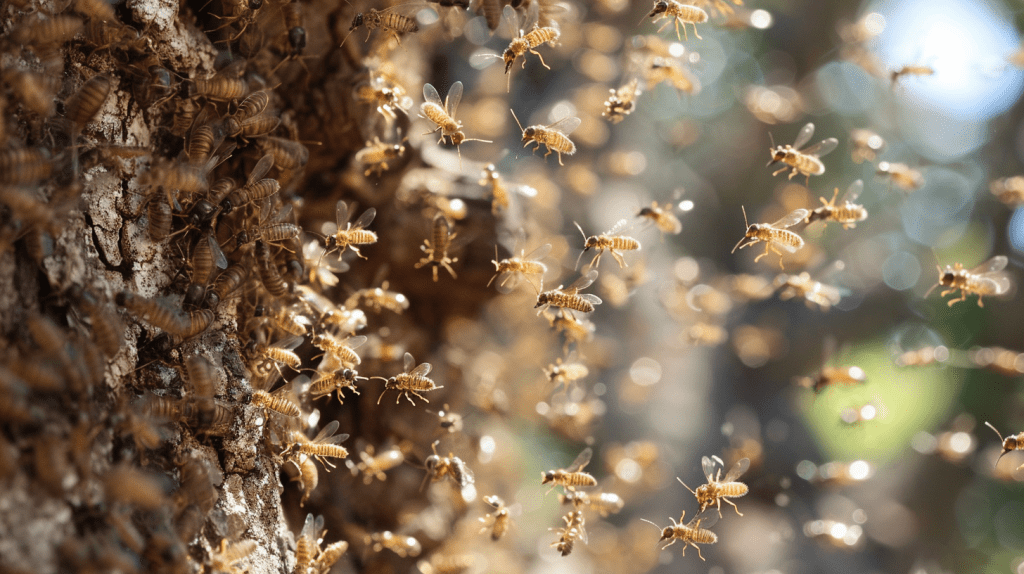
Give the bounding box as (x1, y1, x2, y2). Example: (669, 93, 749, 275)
(209, 235, 228, 269)
(524, 243, 553, 261)
(248, 154, 275, 185)
(840, 179, 864, 204)
(271, 334, 304, 351)
(345, 335, 368, 350)
(522, 0, 539, 30)
(352, 207, 377, 230)
(410, 362, 432, 378)
(686, 508, 720, 530)
(792, 122, 815, 150)
(566, 447, 592, 473)
(403, 352, 415, 372)
(495, 271, 522, 294)
(605, 218, 629, 235)
(568, 269, 599, 291)
(335, 200, 351, 228)
(772, 209, 809, 229)
(722, 457, 750, 482)
(300, 513, 315, 540)
(976, 275, 1013, 296)
(972, 255, 1009, 275)
(502, 4, 519, 34)
(423, 82, 443, 107)
(701, 455, 719, 481)
(445, 81, 463, 118)
(311, 420, 340, 443)
(802, 137, 839, 158)
(579, 294, 602, 306)
(548, 116, 581, 136)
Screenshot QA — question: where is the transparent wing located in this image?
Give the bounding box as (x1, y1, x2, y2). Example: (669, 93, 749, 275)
(300, 513, 315, 540)
(802, 137, 839, 158)
(321, 431, 350, 446)
(403, 352, 415, 372)
(524, 243, 553, 261)
(335, 200, 351, 227)
(722, 457, 750, 482)
(208, 234, 228, 269)
(410, 362, 433, 377)
(271, 334, 304, 350)
(523, 0, 539, 30)
(793, 122, 815, 149)
(686, 508, 720, 530)
(547, 116, 581, 136)
(838, 179, 863, 204)
(352, 207, 377, 230)
(971, 255, 1009, 274)
(569, 269, 599, 291)
(605, 219, 629, 235)
(779, 241, 800, 254)
(701, 456, 718, 481)
(248, 154, 275, 185)
(976, 274, 1013, 296)
(566, 447, 592, 473)
(495, 271, 521, 294)
(344, 335, 368, 350)
(423, 82, 443, 107)
(311, 420, 340, 443)
(772, 209, 809, 229)
(579, 294, 602, 305)
(502, 4, 519, 34)
(445, 81, 463, 118)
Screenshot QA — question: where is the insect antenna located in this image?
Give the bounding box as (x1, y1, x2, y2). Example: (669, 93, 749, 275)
(766, 132, 778, 166)
(639, 518, 661, 530)
(731, 206, 750, 253)
(572, 222, 592, 271)
(510, 109, 525, 133)
(985, 422, 1011, 462)
(676, 476, 699, 496)
(922, 265, 943, 298)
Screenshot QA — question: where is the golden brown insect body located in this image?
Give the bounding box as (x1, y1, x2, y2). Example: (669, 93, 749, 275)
(877, 161, 924, 192)
(985, 422, 1024, 471)
(849, 128, 885, 163)
(645, 56, 701, 93)
(797, 365, 866, 394)
(647, 0, 709, 41)
(550, 510, 586, 556)
(0, 148, 53, 185)
(768, 123, 838, 183)
(498, 4, 559, 80)
(489, 242, 550, 294)
(255, 136, 309, 170)
(190, 76, 248, 101)
(512, 110, 580, 166)
(479, 495, 512, 541)
(807, 180, 868, 229)
(415, 214, 459, 282)
(990, 176, 1024, 207)
(423, 440, 474, 490)
(251, 388, 301, 417)
(543, 358, 588, 391)
(356, 137, 406, 177)
(681, 456, 750, 517)
(310, 368, 365, 404)
(324, 201, 377, 260)
(774, 271, 844, 311)
(642, 509, 718, 560)
(354, 73, 411, 120)
(208, 539, 257, 574)
(311, 333, 366, 368)
(420, 81, 491, 165)
(560, 491, 625, 516)
(66, 75, 111, 129)
(925, 256, 1013, 308)
(365, 531, 421, 557)
(535, 269, 602, 315)
(731, 207, 808, 270)
(345, 281, 409, 314)
(283, 420, 349, 469)
(348, 444, 404, 484)
(116, 291, 191, 335)
(374, 352, 443, 405)
(891, 65, 934, 85)
(575, 220, 641, 270)
(637, 201, 682, 234)
(542, 447, 597, 492)
(603, 78, 642, 124)
(350, 7, 420, 45)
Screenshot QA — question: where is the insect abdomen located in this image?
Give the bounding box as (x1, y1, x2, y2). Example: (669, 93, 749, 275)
(525, 27, 558, 48)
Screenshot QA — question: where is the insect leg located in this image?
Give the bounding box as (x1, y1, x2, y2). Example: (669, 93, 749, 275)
(530, 48, 551, 70)
(723, 497, 743, 516)
(691, 541, 705, 561)
(690, 21, 702, 40)
(772, 166, 788, 177)
(611, 250, 626, 268)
